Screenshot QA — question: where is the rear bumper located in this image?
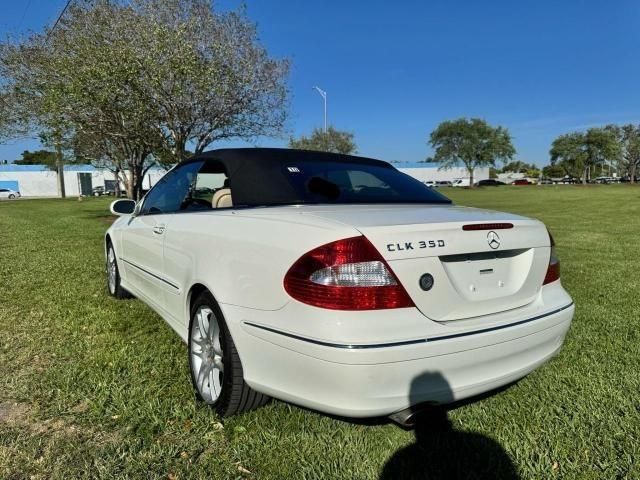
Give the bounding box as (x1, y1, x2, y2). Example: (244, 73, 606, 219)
(223, 286, 574, 418)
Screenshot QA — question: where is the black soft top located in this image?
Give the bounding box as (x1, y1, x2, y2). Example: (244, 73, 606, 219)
(184, 148, 450, 207)
(188, 147, 391, 167)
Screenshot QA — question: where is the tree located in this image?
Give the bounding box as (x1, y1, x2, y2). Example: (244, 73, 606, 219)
(500, 160, 536, 173)
(428, 118, 515, 186)
(550, 128, 620, 184)
(14, 149, 57, 165)
(142, 1, 290, 164)
(0, 91, 24, 141)
(542, 164, 566, 178)
(0, 0, 289, 199)
(549, 133, 584, 180)
(289, 126, 357, 154)
(607, 124, 640, 182)
(0, 36, 73, 196)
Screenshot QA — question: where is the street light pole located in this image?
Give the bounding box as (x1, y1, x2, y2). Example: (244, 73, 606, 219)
(313, 86, 327, 133)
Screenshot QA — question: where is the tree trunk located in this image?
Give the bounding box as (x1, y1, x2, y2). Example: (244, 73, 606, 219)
(124, 150, 150, 200)
(127, 172, 136, 200)
(631, 162, 637, 183)
(468, 167, 475, 188)
(124, 169, 134, 200)
(127, 163, 145, 201)
(582, 165, 588, 185)
(135, 166, 145, 200)
(56, 144, 66, 198)
(114, 166, 121, 197)
(175, 136, 188, 163)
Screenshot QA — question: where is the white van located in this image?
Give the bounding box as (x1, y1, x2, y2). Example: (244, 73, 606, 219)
(452, 178, 471, 187)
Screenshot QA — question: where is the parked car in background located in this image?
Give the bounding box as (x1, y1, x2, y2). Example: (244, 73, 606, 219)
(475, 179, 505, 187)
(435, 180, 452, 187)
(539, 178, 554, 185)
(451, 178, 471, 187)
(594, 176, 619, 184)
(513, 179, 531, 185)
(423, 180, 436, 187)
(93, 185, 119, 196)
(104, 148, 574, 423)
(0, 188, 21, 199)
(560, 176, 578, 184)
(102, 180, 118, 196)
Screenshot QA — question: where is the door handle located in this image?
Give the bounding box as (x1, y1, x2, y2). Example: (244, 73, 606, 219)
(153, 225, 166, 235)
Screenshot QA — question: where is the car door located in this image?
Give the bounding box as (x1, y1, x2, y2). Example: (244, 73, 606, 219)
(162, 160, 231, 324)
(120, 161, 203, 314)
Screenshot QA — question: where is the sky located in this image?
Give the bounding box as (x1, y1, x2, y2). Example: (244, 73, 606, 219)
(1, 0, 639, 165)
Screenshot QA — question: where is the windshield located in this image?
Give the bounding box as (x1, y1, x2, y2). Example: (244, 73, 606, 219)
(275, 160, 451, 205)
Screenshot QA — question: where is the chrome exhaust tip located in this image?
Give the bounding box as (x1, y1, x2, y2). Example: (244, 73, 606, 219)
(389, 404, 433, 428)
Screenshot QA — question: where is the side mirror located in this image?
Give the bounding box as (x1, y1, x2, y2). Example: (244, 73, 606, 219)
(110, 199, 136, 216)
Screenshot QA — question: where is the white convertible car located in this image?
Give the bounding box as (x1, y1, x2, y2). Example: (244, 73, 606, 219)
(106, 148, 574, 425)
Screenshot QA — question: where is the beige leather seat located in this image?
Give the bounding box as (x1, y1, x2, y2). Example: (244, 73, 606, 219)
(211, 188, 233, 208)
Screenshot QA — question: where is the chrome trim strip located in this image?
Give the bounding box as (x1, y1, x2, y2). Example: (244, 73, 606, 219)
(121, 258, 180, 290)
(244, 302, 574, 350)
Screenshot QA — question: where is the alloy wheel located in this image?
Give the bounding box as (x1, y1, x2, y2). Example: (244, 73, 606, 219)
(107, 247, 117, 294)
(190, 306, 224, 403)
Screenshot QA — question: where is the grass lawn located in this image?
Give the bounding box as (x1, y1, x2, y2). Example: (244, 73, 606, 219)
(0, 185, 638, 479)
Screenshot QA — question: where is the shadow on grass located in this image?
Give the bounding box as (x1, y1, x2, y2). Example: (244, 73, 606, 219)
(380, 372, 519, 480)
(84, 214, 117, 224)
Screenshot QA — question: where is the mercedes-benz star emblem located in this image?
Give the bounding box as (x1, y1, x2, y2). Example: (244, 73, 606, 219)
(487, 231, 501, 249)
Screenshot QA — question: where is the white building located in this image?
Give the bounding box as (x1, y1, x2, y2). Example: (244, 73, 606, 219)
(0, 161, 485, 198)
(396, 162, 489, 183)
(0, 164, 167, 197)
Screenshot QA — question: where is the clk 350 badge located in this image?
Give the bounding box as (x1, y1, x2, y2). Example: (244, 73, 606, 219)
(387, 240, 445, 252)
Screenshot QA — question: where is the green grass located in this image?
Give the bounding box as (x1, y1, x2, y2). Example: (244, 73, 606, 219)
(0, 186, 638, 479)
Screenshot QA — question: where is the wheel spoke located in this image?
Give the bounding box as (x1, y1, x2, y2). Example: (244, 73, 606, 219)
(196, 309, 208, 339)
(214, 356, 224, 373)
(210, 313, 222, 355)
(197, 361, 212, 393)
(191, 340, 206, 358)
(207, 312, 218, 341)
(212, 333, 222, 356)
(208, 369, 217, 397)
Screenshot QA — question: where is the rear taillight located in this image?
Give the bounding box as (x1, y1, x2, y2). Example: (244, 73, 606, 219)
(284, 236, 414, 310)
(543, 230, 560, 285)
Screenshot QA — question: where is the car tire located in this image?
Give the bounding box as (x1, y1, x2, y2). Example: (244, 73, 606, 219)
(106, 242, 131, 299)
(8, 194, 15, 199)
(188, 291, 270, 417)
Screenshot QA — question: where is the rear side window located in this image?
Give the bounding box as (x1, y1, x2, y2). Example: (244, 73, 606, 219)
(281, 161, 450, 204)
(190, 163, 229, 205)
(183, 161, 230, 210)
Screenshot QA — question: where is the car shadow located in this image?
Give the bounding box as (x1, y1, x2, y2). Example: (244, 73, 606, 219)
(379, 372, 519, 480)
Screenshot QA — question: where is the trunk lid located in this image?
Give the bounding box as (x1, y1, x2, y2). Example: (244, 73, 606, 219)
(302, 204, 551, 321)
